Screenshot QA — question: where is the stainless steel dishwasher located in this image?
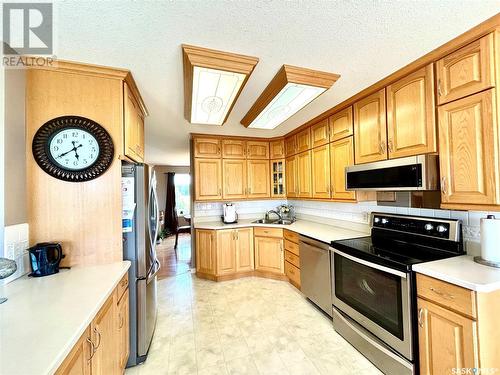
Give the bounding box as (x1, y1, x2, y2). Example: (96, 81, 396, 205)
(299, 235, 332, 316)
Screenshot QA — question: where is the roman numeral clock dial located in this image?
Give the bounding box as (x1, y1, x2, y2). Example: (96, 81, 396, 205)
(32, 116, 114, 182)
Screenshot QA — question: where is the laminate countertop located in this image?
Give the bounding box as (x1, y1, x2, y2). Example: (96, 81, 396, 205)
(413, 255, 500, 292)
(194, 218, 368, 244)
(0, 261, 130, 375)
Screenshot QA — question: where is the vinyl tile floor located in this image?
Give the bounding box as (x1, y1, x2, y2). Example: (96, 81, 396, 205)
(125, 273, 384, 375)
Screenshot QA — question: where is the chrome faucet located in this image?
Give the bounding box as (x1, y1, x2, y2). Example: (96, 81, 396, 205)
(265, 209, 282, 221)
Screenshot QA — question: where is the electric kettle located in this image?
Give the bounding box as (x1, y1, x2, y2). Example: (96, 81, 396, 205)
(223, 203, 238, 224)
(28, 242, 64, 277)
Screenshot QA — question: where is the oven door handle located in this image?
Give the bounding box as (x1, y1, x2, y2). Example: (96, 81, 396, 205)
(333, 248, 408, 279)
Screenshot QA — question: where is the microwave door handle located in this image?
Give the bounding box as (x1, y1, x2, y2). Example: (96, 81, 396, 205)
(333, 248, 407, 279)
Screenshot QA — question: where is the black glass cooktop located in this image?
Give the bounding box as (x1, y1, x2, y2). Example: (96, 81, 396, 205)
(331, 235, 461, 272)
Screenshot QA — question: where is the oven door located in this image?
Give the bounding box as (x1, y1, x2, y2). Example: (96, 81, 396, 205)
(331, 248, 413, 360)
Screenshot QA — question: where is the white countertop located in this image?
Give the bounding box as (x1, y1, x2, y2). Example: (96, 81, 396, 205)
(194, 218, 368, 244)
(0, 261, 130, 375)
(413, 255, 500, 292)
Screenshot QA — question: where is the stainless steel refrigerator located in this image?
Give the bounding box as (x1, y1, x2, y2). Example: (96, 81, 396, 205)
(122, 162, 160, 367)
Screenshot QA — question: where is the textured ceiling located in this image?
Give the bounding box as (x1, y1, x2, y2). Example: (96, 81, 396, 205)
(54, 0, 500, 165)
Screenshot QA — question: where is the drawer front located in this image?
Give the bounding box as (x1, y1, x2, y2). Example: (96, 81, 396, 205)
(284, 239, 299, 256)
(254, 227, 283, 238)
(285, 261, 301, 287)
(417, 273, 476, 318)
(285, 250, 300, 268)
(116, 273, 129, 301)
(284, 229, 299, 243)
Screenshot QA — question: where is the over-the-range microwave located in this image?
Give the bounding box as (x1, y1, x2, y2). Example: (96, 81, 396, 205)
(345, 155, 439, 191)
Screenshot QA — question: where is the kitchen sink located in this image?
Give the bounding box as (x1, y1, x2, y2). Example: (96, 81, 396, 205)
(251, 218, 294, 225)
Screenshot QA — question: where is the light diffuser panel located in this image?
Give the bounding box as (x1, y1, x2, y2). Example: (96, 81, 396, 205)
(248, 83, 326, 129)
(191, 67, 246, 125)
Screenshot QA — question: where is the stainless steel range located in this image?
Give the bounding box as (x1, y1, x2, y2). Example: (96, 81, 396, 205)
(330, 213, 463, 375)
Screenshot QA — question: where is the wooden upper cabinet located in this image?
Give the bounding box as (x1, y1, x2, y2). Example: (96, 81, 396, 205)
(236, 228, 254, 272)
(223, 159, 247, 199)
(312, 145, 331, 199)
(285, 155, 298, 198)
(270, 139, 285, 159)
(418, 298, 478, 375)
(329, 106, 353, 142)
(193, 137, 222, 158)
(386, 64, 436, 159)
(310, 119, 330, 148)
(438, 89, 498, 206)
(437, 33, 495, 105)
(124, 83, 144, 162)
(90, 297, 115, 375)
(194, 158, 222, 200)
(353, 89, 388, 164)
(297, 150, 312, 198)
(330, 137, 356, 201)
(222, 139, 246, 159)
(285, 135, 297, 156)
(246, 140, 269, 159)
(247, 160, 270, 198)
(296, 128, 311, 153)
(217, 230, 237, 276)
(196, 229, 216, 275)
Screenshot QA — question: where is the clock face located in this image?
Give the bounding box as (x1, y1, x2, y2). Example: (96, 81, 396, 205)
(49, 128, 100, 170)
(32, 116, 114, 182)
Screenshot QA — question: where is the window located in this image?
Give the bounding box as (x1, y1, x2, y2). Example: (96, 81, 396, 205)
(174, 173, 191, 215)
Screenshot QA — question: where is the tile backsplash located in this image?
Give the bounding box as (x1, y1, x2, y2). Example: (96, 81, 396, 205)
(289, 199, 491, 255)
(194, 200, 287, 220)
(2, 223, 30, 284)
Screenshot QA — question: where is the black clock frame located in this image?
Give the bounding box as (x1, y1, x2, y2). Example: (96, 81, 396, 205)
(32, 116, 115, 182)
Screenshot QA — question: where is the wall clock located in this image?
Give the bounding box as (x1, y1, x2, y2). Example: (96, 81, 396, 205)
(32, 116, 114, 182)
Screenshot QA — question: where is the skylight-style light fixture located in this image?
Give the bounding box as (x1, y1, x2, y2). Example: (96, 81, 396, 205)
(182, 44, 259, 126)
(241, 65, 340, 129)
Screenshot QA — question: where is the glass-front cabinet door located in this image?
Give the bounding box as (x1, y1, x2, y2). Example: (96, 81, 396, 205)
(271, 159, 285, 198)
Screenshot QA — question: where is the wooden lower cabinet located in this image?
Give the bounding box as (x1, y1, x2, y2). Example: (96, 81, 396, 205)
(235, 228, 254, 272)
(196, 229, 217, 276)
(417, 274, 500, 374)
(197, 228, 254, 279)
(254, 235, 284, 275)
(117, 290, 130, 371)
(55, 328, 92, 375)
(418, 298, 478, 375)
(284, 229, 300, 289)
(56, 276, 129, 375)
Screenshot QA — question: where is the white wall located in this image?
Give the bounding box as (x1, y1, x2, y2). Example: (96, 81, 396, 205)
(0, 67, 5, 257)
(4, 69, 26, 225)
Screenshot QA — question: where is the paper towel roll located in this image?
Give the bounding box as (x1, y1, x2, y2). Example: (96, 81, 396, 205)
(480, 215, 500, 263)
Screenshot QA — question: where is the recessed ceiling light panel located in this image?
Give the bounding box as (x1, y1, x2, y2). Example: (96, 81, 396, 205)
(182, 44, 259, 126)
(241, 65, 339, 130)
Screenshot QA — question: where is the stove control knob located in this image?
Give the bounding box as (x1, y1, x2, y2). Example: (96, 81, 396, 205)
(374, 217, 380, 223)
(424, 223, 434, 231)
(381, 218, 389, 224)
(436, 225, 447, 233)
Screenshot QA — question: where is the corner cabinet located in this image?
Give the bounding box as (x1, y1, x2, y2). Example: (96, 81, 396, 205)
(124, 83, 145, 163)
(271, 159, 286, 198)
(254, 228, 284, 275)
(56, 273, 129, 375)
(353, 89, 387, 164)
